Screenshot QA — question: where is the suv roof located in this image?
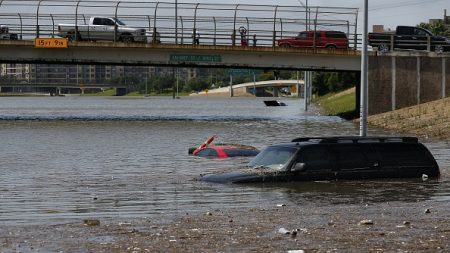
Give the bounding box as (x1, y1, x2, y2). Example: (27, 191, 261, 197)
(291, 136, 418, 144)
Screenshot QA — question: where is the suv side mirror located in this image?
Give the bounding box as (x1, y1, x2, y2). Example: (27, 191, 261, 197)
(293, 163, 306, 172)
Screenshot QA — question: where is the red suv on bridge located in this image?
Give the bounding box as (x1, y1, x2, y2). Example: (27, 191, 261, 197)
(277, 30, 349, 49)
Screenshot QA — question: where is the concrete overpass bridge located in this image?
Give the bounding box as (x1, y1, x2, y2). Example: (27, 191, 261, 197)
(0, 1, 361, 71)
(0, 40, 361, 71)
(0, 1, 360, 97)
(191, 79, 303, 97)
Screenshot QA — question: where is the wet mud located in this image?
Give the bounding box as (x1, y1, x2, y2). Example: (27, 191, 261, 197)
(2, 200, 449, 253)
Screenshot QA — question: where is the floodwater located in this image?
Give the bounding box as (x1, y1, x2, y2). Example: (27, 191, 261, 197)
(0, 96, 449, 226)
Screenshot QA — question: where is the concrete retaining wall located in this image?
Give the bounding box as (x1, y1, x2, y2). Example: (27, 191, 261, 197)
(369, 52, 450, 115)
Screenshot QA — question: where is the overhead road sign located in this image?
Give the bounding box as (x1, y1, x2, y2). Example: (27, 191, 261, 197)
(227, 69, 262, 76)
(169, 54, 222, 63)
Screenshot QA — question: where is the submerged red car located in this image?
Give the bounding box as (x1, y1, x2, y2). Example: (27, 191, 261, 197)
(189, 135, 259, 158)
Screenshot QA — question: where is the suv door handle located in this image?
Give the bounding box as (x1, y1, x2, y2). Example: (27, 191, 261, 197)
(373, 163, 379, 167)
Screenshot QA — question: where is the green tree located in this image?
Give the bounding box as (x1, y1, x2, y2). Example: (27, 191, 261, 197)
(184, 77, 209, 92)
(312, 72, 357, 96)
(418, 20, 450, 36)
(153, 76, 175, 93)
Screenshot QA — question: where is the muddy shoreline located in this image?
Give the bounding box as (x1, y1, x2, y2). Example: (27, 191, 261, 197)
(2, 199, 449, 252)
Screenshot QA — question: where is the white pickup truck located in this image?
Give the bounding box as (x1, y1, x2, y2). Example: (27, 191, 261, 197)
(57, 16, 147, 43)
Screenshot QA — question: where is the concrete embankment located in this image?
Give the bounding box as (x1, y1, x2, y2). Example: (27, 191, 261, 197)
(189, 86, 254, 97)
(367, 96, 450, 139)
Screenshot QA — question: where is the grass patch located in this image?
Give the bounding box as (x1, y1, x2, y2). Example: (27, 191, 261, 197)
(315, 88, 357, 120)
(97, 88, 116, 96)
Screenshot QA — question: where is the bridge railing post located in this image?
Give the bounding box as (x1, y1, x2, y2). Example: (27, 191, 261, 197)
(272, 5, 278, 48)
(390, 34, 394, 52)
(18, 13, 23, 40)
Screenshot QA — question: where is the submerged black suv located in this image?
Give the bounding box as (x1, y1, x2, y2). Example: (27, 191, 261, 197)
(199, 136, 440, 183)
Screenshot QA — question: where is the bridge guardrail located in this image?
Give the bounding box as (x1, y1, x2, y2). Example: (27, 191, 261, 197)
(0, 1, 360, 50)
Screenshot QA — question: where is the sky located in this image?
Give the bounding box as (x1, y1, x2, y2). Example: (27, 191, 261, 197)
(303, 0, 449, 30)
(182, 0, 450, 31)
(1, 0, 449, 33)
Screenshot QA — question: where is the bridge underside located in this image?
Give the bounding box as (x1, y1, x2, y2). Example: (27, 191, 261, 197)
(0, 41, 360, 71)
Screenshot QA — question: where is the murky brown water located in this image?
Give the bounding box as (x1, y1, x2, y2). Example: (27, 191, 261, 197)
(0, 96, 449, 225)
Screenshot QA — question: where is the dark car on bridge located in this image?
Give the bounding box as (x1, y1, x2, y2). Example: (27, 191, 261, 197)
(199, 136, 439, 183)
(277, 30, 349, 49)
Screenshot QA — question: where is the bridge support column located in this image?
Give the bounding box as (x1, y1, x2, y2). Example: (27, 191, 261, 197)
(116, 88, 127, 96)
(355, 71, 361, 118)
(273, 87, 278, 97)
(391, 56, 396, 111)
(229, 75, 233, 97)
(49, 87, 58, 96)
(416, 56, 421, 105)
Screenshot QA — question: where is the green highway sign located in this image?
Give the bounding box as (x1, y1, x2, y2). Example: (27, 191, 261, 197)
(169, 54, 222, 62)
(227, 69, 262, 76)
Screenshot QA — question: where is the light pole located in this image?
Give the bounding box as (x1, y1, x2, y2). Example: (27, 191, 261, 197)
(175, 0, 178, 44)
(360, 0, 369, 136)
(298, 1, 310, 111)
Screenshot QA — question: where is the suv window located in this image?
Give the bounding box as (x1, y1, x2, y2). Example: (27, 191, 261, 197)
(330, 144, 369, 170)
(414, 28, 428, 36)
(298, 145, 331, 170)
(297, 32, 308, 38)
(93, 18, 102, 25)
(325, 31, 347, 39)
(224, 149, 258, 157)
(248, 146, 297, 170)
(196, 148, 219, 158)
(397, 26, 414, 35)
(372, 143, 433, 166)
(104, 19, 115, 26)
(93, 18, 115, 26)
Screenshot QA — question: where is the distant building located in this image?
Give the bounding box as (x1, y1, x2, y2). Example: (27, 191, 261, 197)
(372, 25, 386, 33)
(373, 9, 450, 33)
(429, 9, 450, 30)
(0, 62, 204, 93)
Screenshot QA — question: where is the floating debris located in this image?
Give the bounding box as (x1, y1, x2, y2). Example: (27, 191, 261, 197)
(276, 204, 286, 207)
(359, 219, 374, 225)
(264, 100, 286, 106)
(278, 228, 290, 234)
(83, 219, 100, 226)
(425, 208, 431, 214)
